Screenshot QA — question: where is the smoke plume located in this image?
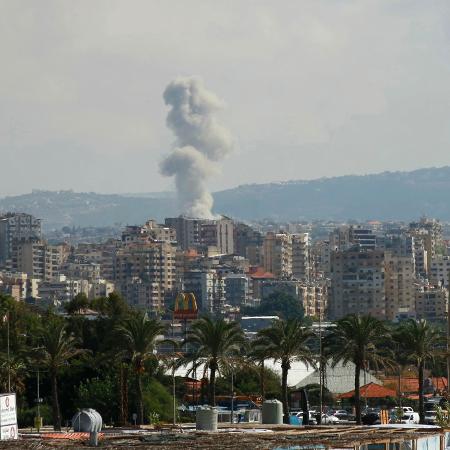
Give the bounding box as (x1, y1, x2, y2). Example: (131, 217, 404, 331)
(160, 77, 233, 218)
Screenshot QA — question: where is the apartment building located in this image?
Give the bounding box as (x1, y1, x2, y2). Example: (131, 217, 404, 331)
(225, 274, 251, 307)
(234, 222, 263, 264)
(415, 283, 448, 321)
(122, 220, 177, 245)
(114, 240, 176, 310)
(330, 226, 377, 251)
(9, 238, 69, 280)
(430, 255, 450, 287)
(74, 241, 119, 281)
(119, 278, 163, 311)
(409, 217, 444, 276)
(38, 275, 89, 305)
(292, 233, 310, 281)
(329, 248, 385, 319)
(0, 271, 38, 301)
(0, 213, 41, 265)
(200, 217, 234, 255)
(183, 269, 225, 313)
(165, 217, 204, 250)
(263, 232, 292, 278)
(384, 252, 415, 321)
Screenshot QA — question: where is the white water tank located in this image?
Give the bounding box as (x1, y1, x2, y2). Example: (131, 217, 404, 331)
(196, 407, 218, 431)
(72, 409, 103, 432)
(262, 400, 283, 424)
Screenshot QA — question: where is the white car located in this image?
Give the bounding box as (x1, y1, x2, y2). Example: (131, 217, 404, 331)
(401, 407, 414, 414)
(322, 414, 340, 424)
(401, 412, 420, 424)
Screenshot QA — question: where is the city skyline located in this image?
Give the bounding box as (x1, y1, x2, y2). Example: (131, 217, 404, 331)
(1, 1, 450, 196)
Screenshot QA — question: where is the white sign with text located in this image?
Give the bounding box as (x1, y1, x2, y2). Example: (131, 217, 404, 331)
(0, 394, 18, 440)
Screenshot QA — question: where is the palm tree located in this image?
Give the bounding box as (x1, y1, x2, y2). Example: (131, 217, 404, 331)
(394, 319, 442, 424)
(184, 317, 245, 407)
(0, 353, 27, 394)
(325, 314, 391, 425)
(257, 319, 315, 423)
(36, 320, 84, 431)
(117, 312, 165, 425)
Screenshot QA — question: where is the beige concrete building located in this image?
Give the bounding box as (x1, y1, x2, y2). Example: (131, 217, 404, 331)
(384, 252, 416, 321)
(0, 213, 41, 265)
(200, 217, 235, 255)
(10, 239, 69, 281)
(430, 255, 450, 288)
(329, 248, 385, 320)
(263, 232, 292, 278)
(292, 233, 310, 281)
(114, 241, 176, 311)
(415, 283, 448, 321)
(409, 217, 444, 276)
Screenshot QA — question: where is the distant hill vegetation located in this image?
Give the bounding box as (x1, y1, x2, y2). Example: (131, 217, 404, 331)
(1, 167, 450, 229)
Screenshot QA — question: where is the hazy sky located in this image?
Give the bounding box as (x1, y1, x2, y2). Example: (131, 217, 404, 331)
(1, 0, 450, 196)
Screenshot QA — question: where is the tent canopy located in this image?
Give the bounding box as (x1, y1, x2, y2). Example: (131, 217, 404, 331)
(338, 382, 397, 399)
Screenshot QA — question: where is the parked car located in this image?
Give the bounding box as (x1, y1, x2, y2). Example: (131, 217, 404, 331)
(333, 410, 350, 420)
(401, 407, 414, 414)
(400, 412, 420, 424)
(321, 414, 340, 424)
(424, 410, 437, 425)
(292, 411, 317, 425)
(362, 412, 380, 425)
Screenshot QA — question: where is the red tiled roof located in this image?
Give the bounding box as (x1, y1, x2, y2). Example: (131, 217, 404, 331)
(338, 382, 397, 399)
(383, 377, 448, 394)
(248, 267, 275, 279)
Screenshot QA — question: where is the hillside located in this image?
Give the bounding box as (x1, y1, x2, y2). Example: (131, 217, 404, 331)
(213, 166, 450, 221)
(0, 190, 177, 230)
(1, 167, 450, 228)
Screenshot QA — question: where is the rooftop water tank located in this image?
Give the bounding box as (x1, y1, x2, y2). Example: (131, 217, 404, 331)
(72, 409, 103, 432)
(196, 407, 218, 431)
(262, 399, 283, 424)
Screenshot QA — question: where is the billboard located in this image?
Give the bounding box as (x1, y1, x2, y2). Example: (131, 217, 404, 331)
(0, 394, 18, 440)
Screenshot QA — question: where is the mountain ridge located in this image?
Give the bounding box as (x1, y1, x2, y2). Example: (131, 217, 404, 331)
(1, 166, 450, 228)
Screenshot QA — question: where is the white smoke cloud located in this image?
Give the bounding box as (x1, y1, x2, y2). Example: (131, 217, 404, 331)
(160, 77, 233, 218)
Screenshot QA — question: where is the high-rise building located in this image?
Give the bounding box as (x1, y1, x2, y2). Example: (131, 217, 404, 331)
(263, 232, 292, 278)
(384, 252, 415, 321)
(0, 213, 41, 265)
(292, 233, 310, 281)
(114, 241, 176, 310)
(234, 223, 263, 265)
(165, 217, 204, 250)
(9, 239, 69, 280)
(329, 248, 385, 319)
(200, 217, 234, 254)
(330, 226, 377, 251)
(430, 255, 450, 288)
(225, 274, 251, 307)
(409, 217, 444, 276)
(183, 269, 225, 313)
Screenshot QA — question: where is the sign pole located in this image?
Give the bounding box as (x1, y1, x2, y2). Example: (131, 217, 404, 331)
(6, 312, 10, 393)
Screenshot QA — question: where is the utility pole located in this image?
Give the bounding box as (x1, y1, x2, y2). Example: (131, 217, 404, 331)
(230, 368, 234, 424)
(447, 269, 450, 397)
(172, 363, 176, 426)
(319, 312, 323, 422)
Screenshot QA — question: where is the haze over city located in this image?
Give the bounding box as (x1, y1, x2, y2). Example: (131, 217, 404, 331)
(1, 0, 450, 198)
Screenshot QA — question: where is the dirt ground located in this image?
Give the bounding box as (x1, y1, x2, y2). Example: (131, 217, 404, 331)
(0, 432, 313, 449)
